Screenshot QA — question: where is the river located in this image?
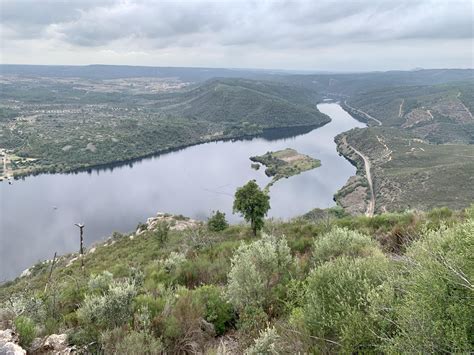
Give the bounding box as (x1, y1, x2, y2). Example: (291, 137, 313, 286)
(0, 103, 364, 280)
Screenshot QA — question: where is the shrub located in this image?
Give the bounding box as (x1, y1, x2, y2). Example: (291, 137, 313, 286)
(58, 279, 88, 315)
(77, 280, 137, 331)
(226, 234, 292, 311)
(134, 294, 166, 320)
(185, 226, 217, 250)
(154, 290, 211, 353)
(88, 271, 114, 294)
(303, 255, 392, 353)
(155, 222, 170, 243)
(7, 294, 45, 322)
(174, 255, 229, 288)
(194, 285, 235, 335)
(162, 252, 186, 273)
(208, 210, 229, 232)
(101, 327, 164, 354)
(237, 305, 269, 349)
(14, 316, 36, 348)
(312, 227, 380, 265)
(387, 219, 474, 353)
(245, 326, 281, 355)
(427, 206, 453, 221)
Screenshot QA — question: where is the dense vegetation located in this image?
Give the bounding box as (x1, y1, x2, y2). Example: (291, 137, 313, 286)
(0, 76, 329, 177)
(1, 206, 472, 353)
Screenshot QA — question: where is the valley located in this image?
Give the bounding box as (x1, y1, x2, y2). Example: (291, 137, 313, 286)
(1, 1, 472, 352)
(1, 66, 473, 282)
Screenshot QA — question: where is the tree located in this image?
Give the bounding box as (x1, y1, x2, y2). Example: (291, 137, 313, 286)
(233, 180, 270, 235)
(207, 210, 228, 232)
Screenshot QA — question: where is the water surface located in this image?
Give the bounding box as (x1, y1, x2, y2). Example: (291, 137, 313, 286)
(0, 103, 364, 280)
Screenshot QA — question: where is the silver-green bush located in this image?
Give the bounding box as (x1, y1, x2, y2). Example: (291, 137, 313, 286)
(77, 280, 137, 330)
(226, 234, 292, 310)
(312, 227, 380, 264)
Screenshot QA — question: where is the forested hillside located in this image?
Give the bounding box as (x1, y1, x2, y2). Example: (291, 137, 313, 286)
(0, 76, 329, 177)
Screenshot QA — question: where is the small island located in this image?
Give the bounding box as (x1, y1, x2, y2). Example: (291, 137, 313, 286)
(250, 148, 321, 188)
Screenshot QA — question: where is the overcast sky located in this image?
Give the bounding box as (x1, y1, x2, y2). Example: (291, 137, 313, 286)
(1, 0, 473, 71)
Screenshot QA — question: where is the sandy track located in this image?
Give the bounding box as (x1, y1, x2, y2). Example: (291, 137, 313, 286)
(398, 99, 404, 118)
(342, 136, 375, 216)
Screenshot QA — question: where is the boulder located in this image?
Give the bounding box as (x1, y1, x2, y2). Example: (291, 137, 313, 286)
(0, 329, 18, 346)
(43, 334, 68, 352)
(0, 342, 26, 355)
(0, 329, 25, 355)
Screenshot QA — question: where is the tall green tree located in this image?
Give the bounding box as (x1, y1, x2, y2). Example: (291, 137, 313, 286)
(233, 180, 270, 235)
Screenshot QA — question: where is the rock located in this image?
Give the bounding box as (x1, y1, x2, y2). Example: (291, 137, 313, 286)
(44, 334, 68, 351)
(65, 257, 78, 268)
(0, 329, 25, 355)
(0, 342, 26, 355)
(29, 334, 75, 354)
(19, 268, 31, 278)
(0, 329, 17, 345)
(29, 337, 44, 353)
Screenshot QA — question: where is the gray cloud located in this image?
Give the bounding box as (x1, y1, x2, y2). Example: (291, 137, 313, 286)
(2, 0, 472, 46)
(0, 0, 472, 70)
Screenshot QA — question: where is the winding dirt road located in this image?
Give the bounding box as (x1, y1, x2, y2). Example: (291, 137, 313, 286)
(342, 136, 375, 216)
(398, 99, 404, 118)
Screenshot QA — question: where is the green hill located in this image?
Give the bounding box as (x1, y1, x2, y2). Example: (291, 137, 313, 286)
(154, 78, 328, 127)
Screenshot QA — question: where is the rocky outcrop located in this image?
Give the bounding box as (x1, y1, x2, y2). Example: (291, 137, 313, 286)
(136, 212, 201, 236)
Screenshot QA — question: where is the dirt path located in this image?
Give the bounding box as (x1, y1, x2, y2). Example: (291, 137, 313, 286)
(342, 136, 375, 216)
(344, 100, 382, 126)
(398, 99, 404, 118)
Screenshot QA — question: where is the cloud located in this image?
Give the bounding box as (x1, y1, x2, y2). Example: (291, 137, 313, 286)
(2, 0, 472, 46)
(0, 0, 472, 69)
